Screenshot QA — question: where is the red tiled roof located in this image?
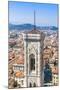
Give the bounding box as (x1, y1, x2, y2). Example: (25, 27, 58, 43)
(9, 52, 15, 60)
(15, 71, 24, 78)
(16, 54, 24, 64)
(52, 66, 58, 74)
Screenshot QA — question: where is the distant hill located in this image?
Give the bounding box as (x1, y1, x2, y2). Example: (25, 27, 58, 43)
(9, 23, 58, 31)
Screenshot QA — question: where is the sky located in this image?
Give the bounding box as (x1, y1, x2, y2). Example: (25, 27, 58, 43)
(8, 1, 58, 27)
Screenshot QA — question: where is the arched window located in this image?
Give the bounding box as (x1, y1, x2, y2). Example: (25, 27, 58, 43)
(29, 82, 32, 87)
(33, 82, 36, 87)
(29, 54, 35, 72)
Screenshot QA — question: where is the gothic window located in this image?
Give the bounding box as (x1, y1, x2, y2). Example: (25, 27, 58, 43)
(33, 82, 36, 87)
(29, 54, 35, 72)
(29, 82, 32, 87)
(21, 80, 24, 85)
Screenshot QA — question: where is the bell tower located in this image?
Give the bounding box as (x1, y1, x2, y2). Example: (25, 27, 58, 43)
(23, 11, 44, 87)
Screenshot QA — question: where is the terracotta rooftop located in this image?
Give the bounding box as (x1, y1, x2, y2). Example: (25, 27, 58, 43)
(15, 71, 24, 78)
(52, 66, 58, 74)
(9, 52, 15, 60)
(43, 47, 53, 59)
(16, 54, 24, 64)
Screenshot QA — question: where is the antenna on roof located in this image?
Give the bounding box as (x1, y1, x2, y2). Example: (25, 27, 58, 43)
(34, 10, 36, 30)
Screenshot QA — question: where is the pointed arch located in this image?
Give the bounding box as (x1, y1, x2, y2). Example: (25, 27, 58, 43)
(33, 82, 36, 87)
(29, 54, 35, 73)
(29, 82, 32, 87)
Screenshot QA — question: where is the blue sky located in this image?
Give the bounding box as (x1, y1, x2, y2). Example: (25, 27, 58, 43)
(8, 1, 58, 26)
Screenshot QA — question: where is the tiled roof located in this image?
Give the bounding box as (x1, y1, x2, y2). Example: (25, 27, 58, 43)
(15, 71, 24, 78)
(52, 66, 58, 74)
(16, 54, 24, 64)
(9, 52, 15, 60)
(43, 54, 50, 59)
(43, 47, 53, 59)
